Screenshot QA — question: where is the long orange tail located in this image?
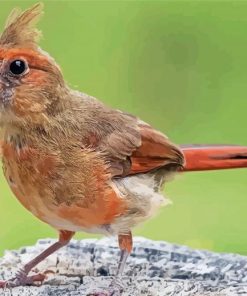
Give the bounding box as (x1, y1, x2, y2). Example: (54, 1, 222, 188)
(181, 145, 247, 171)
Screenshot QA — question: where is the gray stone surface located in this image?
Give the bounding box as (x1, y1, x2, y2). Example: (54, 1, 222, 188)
(0, 237, 247, 295)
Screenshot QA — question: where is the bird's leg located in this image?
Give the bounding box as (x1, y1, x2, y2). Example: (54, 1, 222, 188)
(109, 231, 133, 295)
(0, 230, 74, 288)
(116, 231, 133, 276)
(92, 231, 133, 296)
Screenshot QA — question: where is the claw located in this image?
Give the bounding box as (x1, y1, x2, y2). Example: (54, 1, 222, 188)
(89, 293, 113, 296)
(15, 268, 26, 281)
(0, 271, 46, 288)
(0, 281, 7, 289)
(89, 278, 124, 296)
(29, 273, 46, 285)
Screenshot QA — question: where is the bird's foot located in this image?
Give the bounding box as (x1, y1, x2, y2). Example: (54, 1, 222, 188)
(89, 277, 124, 296)
(0, 268, 46, 288)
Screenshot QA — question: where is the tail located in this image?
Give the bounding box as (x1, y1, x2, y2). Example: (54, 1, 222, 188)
(180, 145, 247, 171)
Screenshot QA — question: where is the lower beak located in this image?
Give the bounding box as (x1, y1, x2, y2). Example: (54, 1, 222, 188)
(181, 145, 247, 171)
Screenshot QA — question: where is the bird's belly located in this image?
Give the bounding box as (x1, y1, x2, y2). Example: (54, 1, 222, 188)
(4, 165, 126, 234)
(2, 142, 127, 234)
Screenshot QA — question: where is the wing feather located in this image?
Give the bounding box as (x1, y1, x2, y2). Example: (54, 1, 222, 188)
(129, 123, 184, 175)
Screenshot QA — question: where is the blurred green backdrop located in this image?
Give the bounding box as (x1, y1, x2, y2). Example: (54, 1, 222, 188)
(0, 0, 247, 256)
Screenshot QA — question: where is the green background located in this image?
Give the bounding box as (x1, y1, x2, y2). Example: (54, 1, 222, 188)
(0, 0, 247, 256)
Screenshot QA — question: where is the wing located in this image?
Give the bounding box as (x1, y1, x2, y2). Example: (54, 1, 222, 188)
(93, 114, 184, 177)
(77, 93, 184, 178)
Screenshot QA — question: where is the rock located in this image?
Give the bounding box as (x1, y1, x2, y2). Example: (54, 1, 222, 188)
(0, 237, 247, 295)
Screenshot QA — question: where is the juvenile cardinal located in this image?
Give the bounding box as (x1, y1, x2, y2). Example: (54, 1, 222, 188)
(0, 3, 247, 293)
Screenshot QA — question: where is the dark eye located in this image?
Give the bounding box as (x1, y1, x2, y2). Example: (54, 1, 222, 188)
(9, 60, 27, 76)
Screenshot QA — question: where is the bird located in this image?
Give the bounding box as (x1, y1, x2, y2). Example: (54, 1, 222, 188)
(0, 3, 247, 294)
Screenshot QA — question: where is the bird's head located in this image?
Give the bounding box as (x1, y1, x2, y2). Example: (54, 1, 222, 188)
(0, 3, 66, 128)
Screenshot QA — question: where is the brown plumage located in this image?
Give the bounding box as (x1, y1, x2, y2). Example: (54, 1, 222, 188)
(1, 4, 247, 292)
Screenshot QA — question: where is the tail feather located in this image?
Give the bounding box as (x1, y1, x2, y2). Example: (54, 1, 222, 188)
(180, 145, 247, 171)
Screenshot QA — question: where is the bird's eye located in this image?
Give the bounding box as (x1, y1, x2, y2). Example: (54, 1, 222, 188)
(9, 60, 27, 76)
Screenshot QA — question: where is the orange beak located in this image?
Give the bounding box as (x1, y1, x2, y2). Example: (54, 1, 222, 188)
(181, 145, 247, 171)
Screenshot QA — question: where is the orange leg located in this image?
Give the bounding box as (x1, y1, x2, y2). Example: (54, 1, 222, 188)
(92, 231, 133, 296)
(116, 231, 133, 276)
(0, 230, 74, 288)
(109, 232, 133, 295)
